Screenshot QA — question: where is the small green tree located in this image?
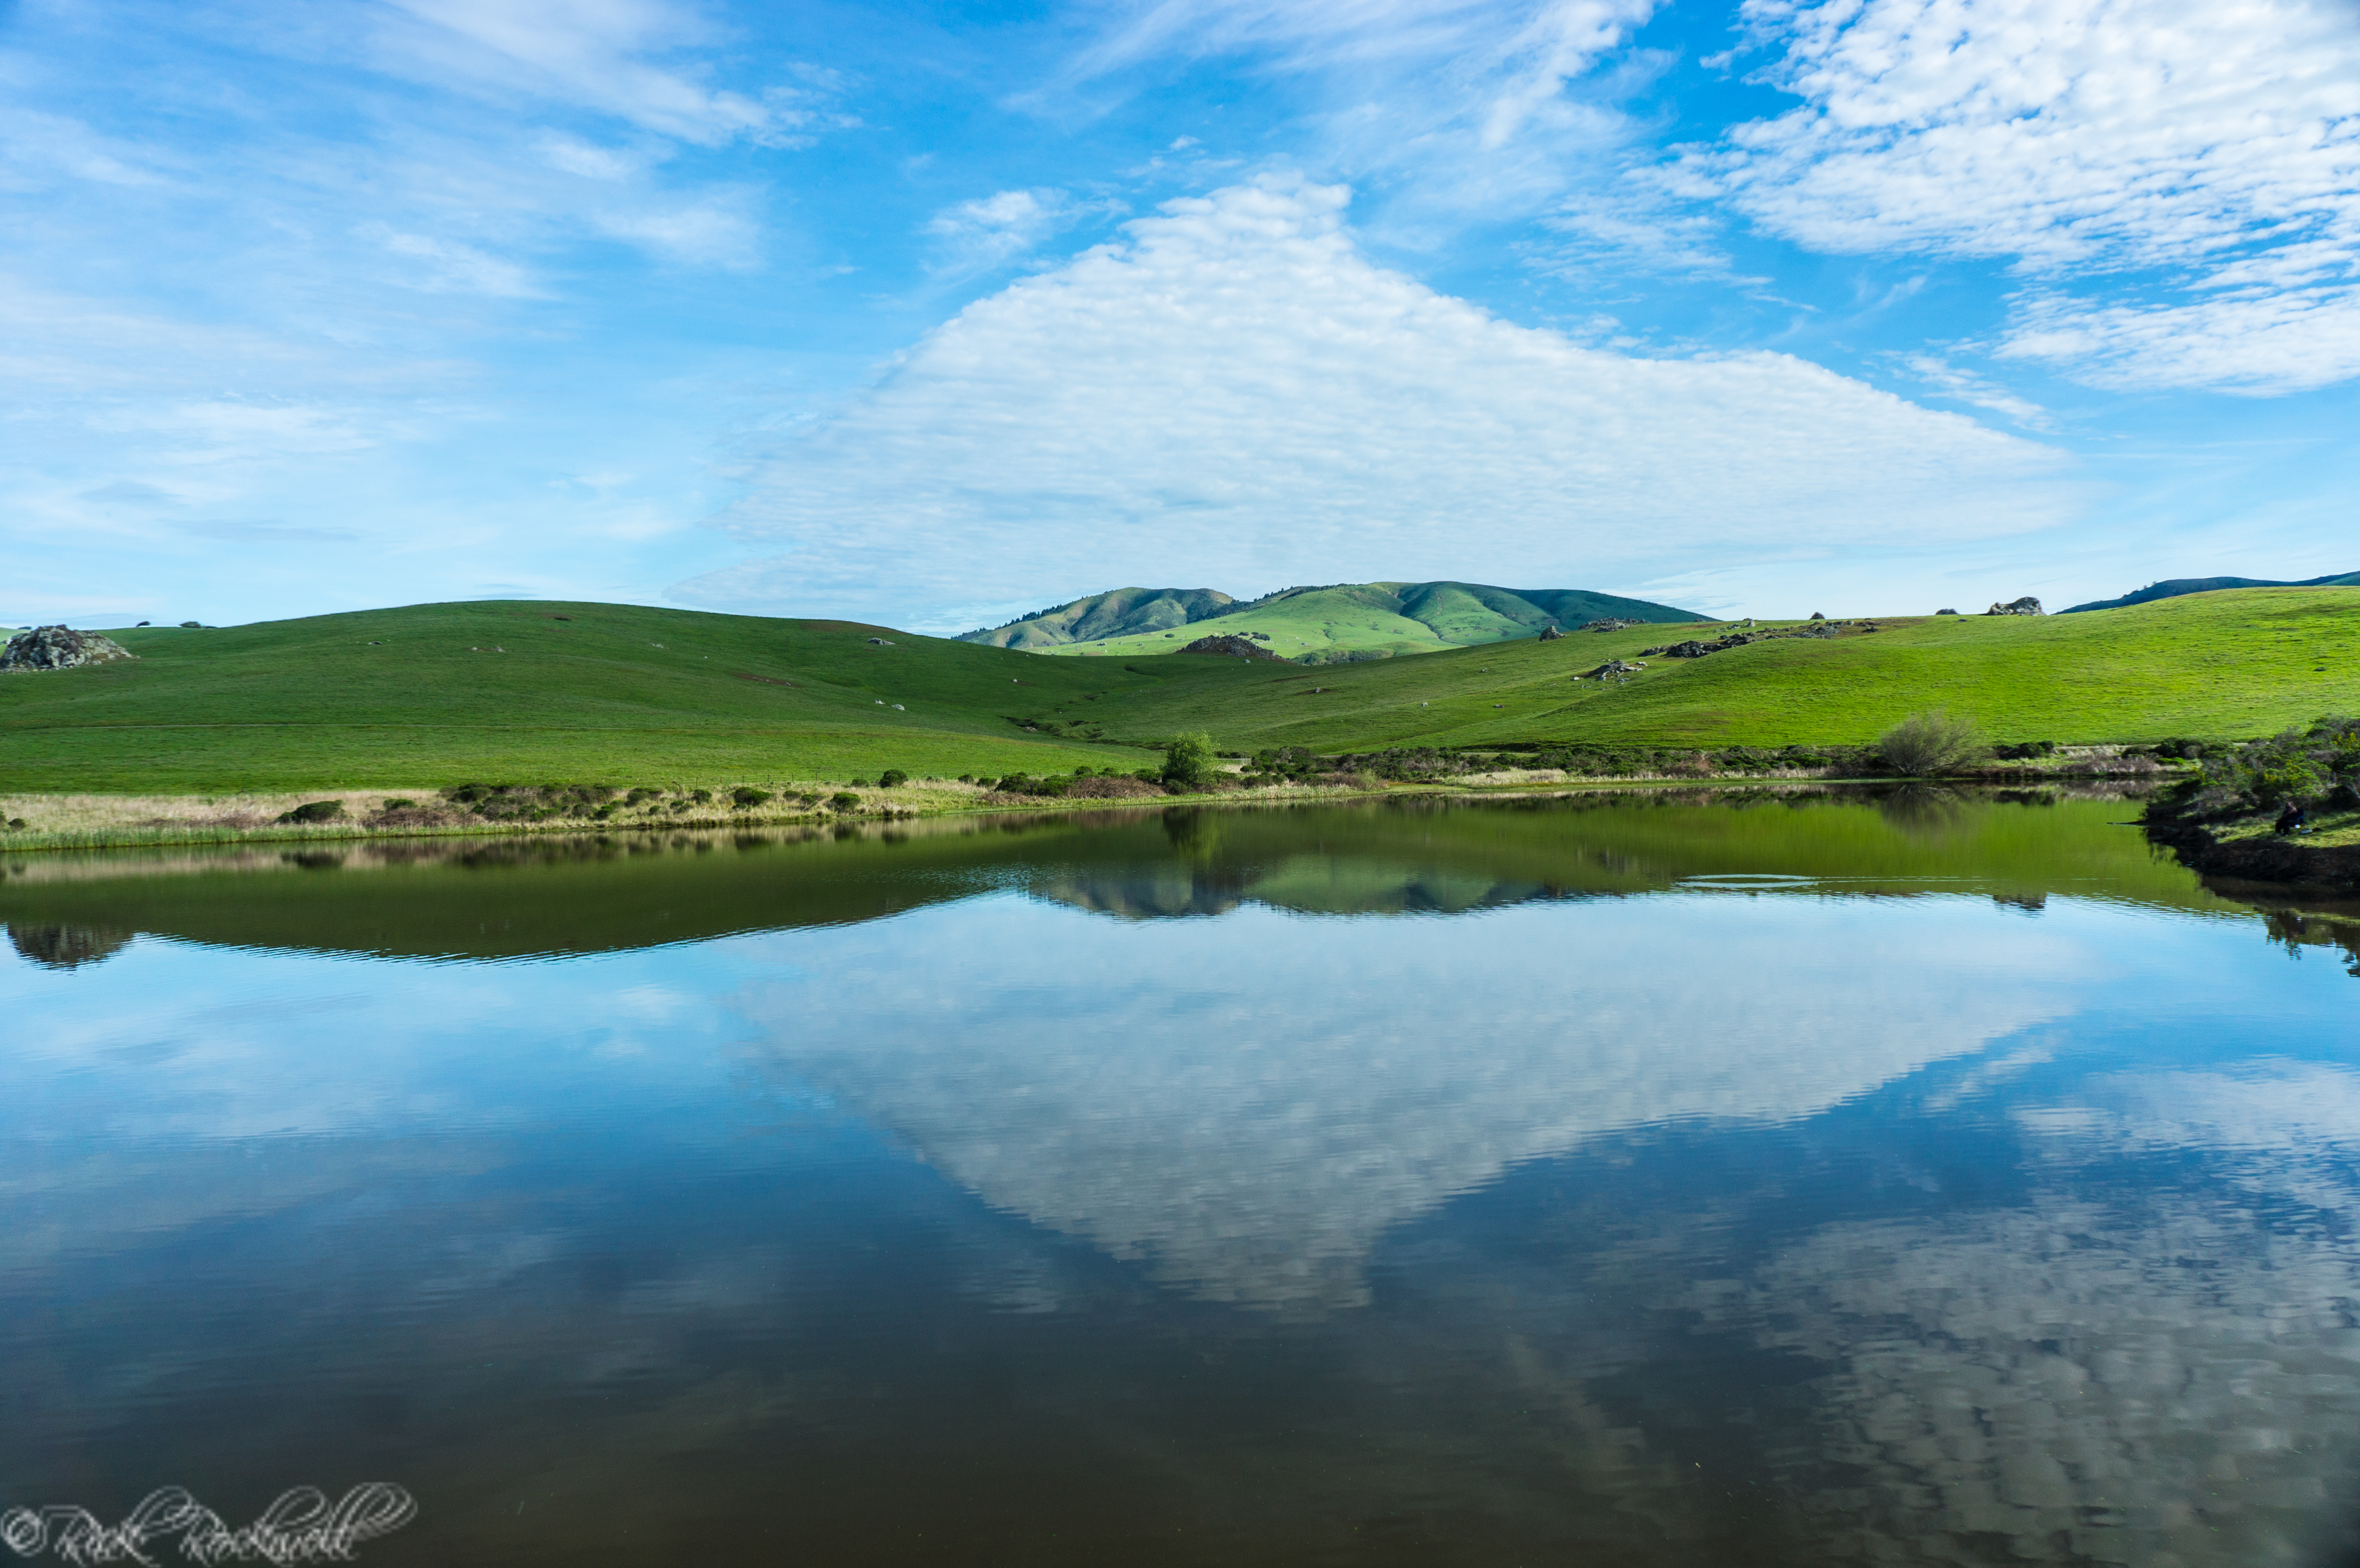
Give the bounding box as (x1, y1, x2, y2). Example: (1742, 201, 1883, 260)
(1161, 732, 1218, 791)
(1878, 710, 1984, 777)
(878, 769, 909, 787)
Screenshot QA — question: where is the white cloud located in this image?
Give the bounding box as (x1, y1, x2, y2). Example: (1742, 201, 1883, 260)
(682, 176, 2077, 618)
(1073, 0, 1647, 83)
(1063, 0, 1665, 229)
(0, 107, 174, 191)
(536, 134, 652, 181)
(925, 187, 1084, 273)
(1895, 353, 2054, 430)
(594, 194, 762, 267)
(1700, 0, 2360, 392)
(1999, 287, 2360, 396)
(372, 0, 808, 147)
(363, 224, 544, 297)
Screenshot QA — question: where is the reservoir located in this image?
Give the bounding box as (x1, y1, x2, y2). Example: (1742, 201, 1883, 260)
(5, 788, 2358, 1566)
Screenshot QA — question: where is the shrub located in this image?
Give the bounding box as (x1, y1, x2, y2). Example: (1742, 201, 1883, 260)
(991, 773, 1071, 797)
(797, 792, 823, 806)
(626, 786, 662, 804)
(382, 797, 416, 810)
(829, 792, 861, 812)
(2179, 718, 2359, 814)
(1877, 710, 1985, 777)
(1245, 745, 1317, 782)
(688, 788, 713, 804)
(276, 800, 346, 824)
(731, 786, 773, 808)
(1339, 746, 1470, 781)
(878, 769, 909, 787)
(1160, 732, 1218, 790)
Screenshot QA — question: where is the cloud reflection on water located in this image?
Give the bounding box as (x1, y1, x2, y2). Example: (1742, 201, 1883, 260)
(740, 893, 2093, 1311)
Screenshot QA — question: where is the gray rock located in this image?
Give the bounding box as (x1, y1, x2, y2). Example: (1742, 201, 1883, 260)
(1537, 624, 1563, 641)
(1985, 596, 2044, 616)
(0, 625, 136, 671)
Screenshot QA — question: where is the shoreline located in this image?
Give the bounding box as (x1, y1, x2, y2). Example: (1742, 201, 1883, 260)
(2141, 812, 2360, 894)
(0, 770, 2162, 857)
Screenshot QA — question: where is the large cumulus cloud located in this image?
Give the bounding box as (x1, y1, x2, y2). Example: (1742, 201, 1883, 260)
(681, 176, 2076, 625)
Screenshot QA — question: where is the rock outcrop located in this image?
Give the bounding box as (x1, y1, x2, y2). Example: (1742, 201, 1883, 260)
(0, 625, 135, 671)
(1641, 632, 1760, 659)
(1985, 596, 2044, 616)
(1537, 624, 1563, 641)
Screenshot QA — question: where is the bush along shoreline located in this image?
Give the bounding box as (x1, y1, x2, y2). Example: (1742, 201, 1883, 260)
(2140, 717, 2360, 891)
(0, 726, 2210, 854)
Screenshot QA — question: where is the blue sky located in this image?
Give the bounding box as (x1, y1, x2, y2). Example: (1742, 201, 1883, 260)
(5, 0, 2357, 631)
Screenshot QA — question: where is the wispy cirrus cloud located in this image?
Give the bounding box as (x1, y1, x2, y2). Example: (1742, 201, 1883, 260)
(1893, 354, 2055, 432)
(369, 0, 838, 147)
(1058, 0, 1667, 228)
(1693, 0, 2360, 392)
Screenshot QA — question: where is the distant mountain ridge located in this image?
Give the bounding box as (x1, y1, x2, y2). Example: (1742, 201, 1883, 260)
(961, 580, 1699, 655)
(2061, 570, 2360, 613)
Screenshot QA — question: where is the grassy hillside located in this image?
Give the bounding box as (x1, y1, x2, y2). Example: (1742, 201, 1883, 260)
(1047, 588, 2360, 751)
(0, 601, 1168, 793)
(960, 587, 1234, 649)
(6, 588, 2354, 796)
(1041, 580, 1699, 662)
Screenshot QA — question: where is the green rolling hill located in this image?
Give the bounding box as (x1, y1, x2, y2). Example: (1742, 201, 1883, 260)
(1048, 587, 2360, 753)
(961, 587, 1235, 649)
(963, 580, 1698, 662)
(2061, 569, 2360, 613)
(0, 602, 1158, 793)
(3, 587, 2355, 795)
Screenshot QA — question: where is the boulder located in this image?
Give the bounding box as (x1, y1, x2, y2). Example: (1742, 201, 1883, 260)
(1984, 597, 2044, 616)
(1537, 624, 1563, 641)
(0, 625, 135, 671)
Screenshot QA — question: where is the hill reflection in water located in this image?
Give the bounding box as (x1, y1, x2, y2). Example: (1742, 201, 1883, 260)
(5, 788, 2360, 1566)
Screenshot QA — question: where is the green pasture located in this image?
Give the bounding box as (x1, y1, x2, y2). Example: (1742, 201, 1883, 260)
(1062, 588, 2360, 751)
(4, 588, 2355, 795)
(0, 601, 1155, 792)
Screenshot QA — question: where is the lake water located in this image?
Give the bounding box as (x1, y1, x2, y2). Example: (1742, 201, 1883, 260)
(5, 789, 2360, 1567)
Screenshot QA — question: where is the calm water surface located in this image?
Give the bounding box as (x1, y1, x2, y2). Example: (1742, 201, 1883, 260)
(5, 789, 2359, 1566)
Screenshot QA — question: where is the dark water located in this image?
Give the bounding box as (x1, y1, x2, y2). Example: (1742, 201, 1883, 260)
(5, 789, 2360, 1567)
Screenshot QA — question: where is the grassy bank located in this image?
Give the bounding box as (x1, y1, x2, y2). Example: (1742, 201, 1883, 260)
(3, 589, 2353, 815)
(0, 601, 1159, 794)
(1059, 587, 2360, 751)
